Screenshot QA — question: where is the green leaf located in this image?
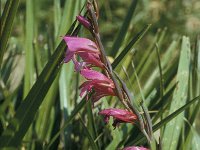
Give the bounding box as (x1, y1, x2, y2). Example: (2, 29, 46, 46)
(79, 113, 99, 150)
(23, 0, 35, 98)
(110, 0, 138, 57)
(112, 24, 151, 69)
(152, 83, 177, 123)
(136, 28, 167, 77)
(0, 23, 76, 147)
(0, 0, 20, 68)
(126, 95, 200, 146)
(0, 0, 12, 36)
(56, 1, 81, 147)
(183, 36, 200, 149)
(138, 40, 179, 100)
(46, 99, 86, 149)
(57, 0, 76, 37)
(162, 36, 191, 150)
(86, 100, 99, 148)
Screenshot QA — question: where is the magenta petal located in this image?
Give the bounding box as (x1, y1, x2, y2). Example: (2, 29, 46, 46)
(79, 81, 94, 97)
(94, 86, 115, 95)
(98, 108, 137, 125)
(79, 78, 116, 103)
(76, 15, 91, 29)
(63, 36, 104, 69)
(79, 52, 104, 69)
(80, 69, 111, 82)
(104, 116, 110, 123)
(64, 50, 74, 63)
(92, 93, 108, 103)
(99, 108, 131, 116)
(91, 88, 115, 103)
(123, 146, 149, 150)
(63, 36, 98, 53)
(72, 57, 86, 72)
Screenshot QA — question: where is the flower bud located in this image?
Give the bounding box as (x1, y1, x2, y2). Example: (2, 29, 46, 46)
(76, 15, 91, 29)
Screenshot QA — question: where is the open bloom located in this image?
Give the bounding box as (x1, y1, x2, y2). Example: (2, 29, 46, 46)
(123, 146, 149, 150)
(79, 68, 116, 103)
(63, 36, 104, 70)
(98, 108, 137, 128)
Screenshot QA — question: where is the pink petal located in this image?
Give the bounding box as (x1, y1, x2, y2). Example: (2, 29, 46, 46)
(76, 15, 91, 29)
(63, 36, 104, 69)
(63, 36, 98, 53)
(72, 57, 86, 72)
(123, 146, 149, 150)
(64, 51, 74, 63)
(92, 93, 112, 103)
(79, 81, 93, 97)
(99, 108, 132, 116)
(99, 108, 137, 124)
(79, 52, 104, 69)
(79, 78, 116, 103)
(80, 69, 112, 82)
(91, 86, 116, 102)
(94, 85, 115, 94)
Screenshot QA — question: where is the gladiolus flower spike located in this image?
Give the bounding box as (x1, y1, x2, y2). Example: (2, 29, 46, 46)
(98, 108, 137, 128)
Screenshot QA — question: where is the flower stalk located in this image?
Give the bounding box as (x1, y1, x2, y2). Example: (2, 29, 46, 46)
(86, 0, 152, 142)
(63, 0, 153, 148)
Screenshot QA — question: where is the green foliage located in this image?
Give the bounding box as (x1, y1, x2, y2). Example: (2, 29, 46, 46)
(0, 0, 200, 149)
(0, 0, 20, 67)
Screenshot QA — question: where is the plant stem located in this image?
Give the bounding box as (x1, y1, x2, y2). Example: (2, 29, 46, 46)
(87, 1, 151, 142)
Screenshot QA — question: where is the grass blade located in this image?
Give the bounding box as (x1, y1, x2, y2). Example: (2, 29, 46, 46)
(59, 63, 74, 148)
(0, 0, 12, 36)
(57, 0, 81, 147)
(86, 100, 99, 148)
(136, 28, 167, 77)
(112, 24, 151, 69)
(155, 43, 164, 99)
(46, 99, 86, 149)
(0, 23, 76, 147)
(0, 0, 20, 67)
(110, 0, 138, 57)
(183, 35, 200, 149)
(23, 0, 35, 97)
(162, 36, 191, 150)
(79, 113, 99, 150)
(126, 95, 200, 146)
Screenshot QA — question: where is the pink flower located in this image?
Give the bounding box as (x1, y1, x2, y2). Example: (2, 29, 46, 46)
(79, 69, 116, 102)
(63, 36, 104, 69)
(76, 15, 91, 29)
(123, 146, 149, 150)
(98, 108, 137, 128)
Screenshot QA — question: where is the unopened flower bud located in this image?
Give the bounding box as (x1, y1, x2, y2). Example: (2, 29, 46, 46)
(76, 15, 91, 29)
